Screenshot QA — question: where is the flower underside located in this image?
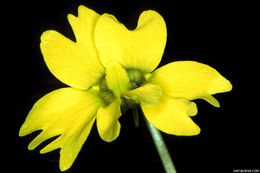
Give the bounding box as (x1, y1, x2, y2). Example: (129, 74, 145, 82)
(19, 5, 232, 172)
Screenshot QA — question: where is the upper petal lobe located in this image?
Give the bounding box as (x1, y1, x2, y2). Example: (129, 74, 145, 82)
(94, 10, 167, 72)
(41, 6, 105, 90)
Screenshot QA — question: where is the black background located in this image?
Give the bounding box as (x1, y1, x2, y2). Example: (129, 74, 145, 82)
(3, 0, 258, 173)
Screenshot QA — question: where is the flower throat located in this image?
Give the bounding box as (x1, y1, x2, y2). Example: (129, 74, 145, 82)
(99, 69, 145, 109)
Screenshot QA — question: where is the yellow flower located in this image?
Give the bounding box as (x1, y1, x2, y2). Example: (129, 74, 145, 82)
(19, 5, 232, 171)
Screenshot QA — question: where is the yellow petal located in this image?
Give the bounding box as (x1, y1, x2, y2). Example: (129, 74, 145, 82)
(141, 95, 200, 136)
(19, 88, 103, 171)
(94, 10, 167, 72)
(67, 5, 100, 47)
(96, 98, 121, 142)
(122, 83, 162, 106)
(149, 61, 232, 107)
(105, 61, 131, 97)
(41, 6, 104, 90)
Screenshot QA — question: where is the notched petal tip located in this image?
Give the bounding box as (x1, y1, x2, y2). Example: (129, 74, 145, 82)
(18, 120, 40, 137)
(41, 6, 104, 90)
(206, 95, 220, 108)
(189, 126, 201, 136)
(78, 5, 99, 16)
(137, 10, 166, 30)
(18, 125, 28, 137)
(67, 13, 77, 25)
(40, 30, 55, 45)
(19, 88, 103, 172)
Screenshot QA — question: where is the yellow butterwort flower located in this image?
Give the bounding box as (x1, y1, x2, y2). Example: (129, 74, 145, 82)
(19, 5, 232, 171)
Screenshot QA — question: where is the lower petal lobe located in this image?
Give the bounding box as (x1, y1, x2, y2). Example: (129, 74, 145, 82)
(19, 87, 103, 171)
(141, 95, 200, 136)
(96, 98, 121, 142)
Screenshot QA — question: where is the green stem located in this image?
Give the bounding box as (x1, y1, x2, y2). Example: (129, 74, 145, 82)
(144, 117, 177, 173)
(132, 107, 139, 127)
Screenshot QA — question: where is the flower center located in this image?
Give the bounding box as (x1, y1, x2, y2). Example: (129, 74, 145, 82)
(99, 77, 116, 105)
(98, 69, 146, 110)
(127, 69, 145, 89)
(121, 69, 146, 111)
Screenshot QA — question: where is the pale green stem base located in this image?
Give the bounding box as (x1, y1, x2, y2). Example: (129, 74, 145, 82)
(144, 117, 177, 173)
